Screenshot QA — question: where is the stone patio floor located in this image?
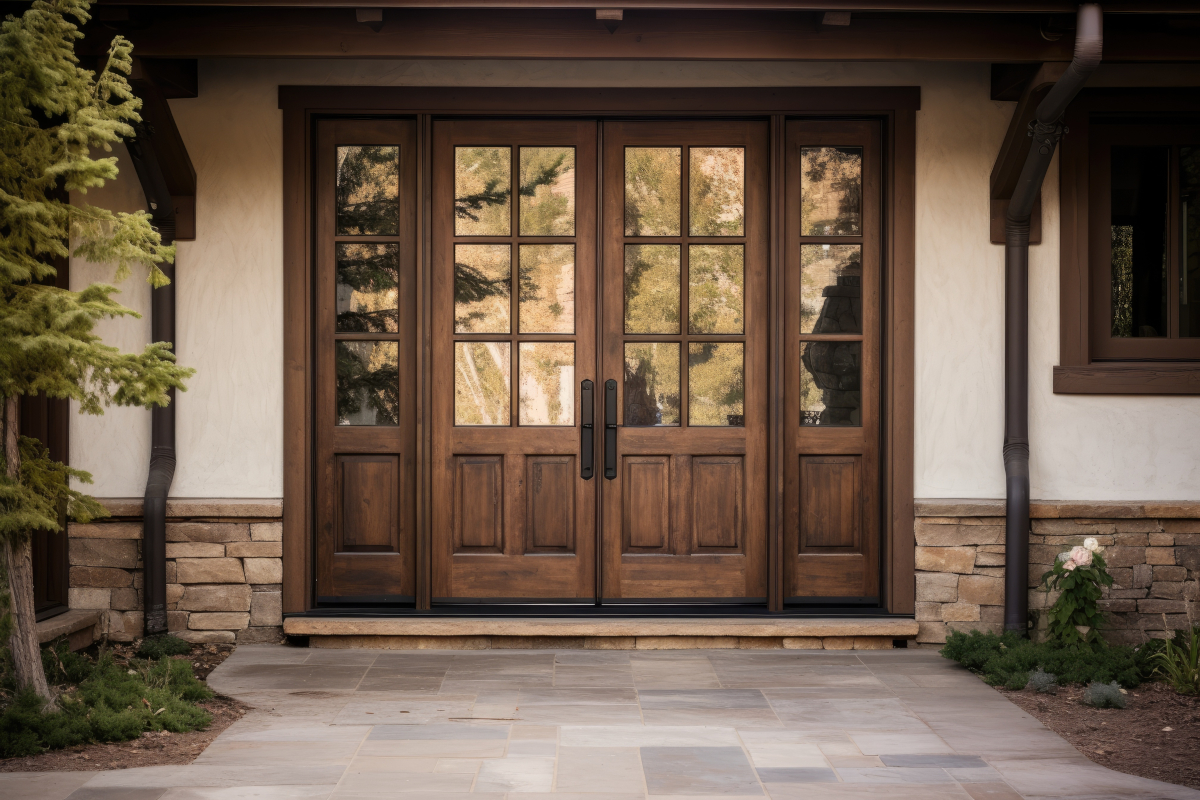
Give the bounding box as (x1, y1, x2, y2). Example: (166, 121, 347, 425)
(2, 645, 1197, 800)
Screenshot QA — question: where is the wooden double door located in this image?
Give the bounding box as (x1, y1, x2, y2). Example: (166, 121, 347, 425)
(313, 115, 882, 608)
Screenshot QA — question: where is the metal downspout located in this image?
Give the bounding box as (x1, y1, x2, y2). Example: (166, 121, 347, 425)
(1003, 4, 1103, 635)
(126, 134, 176, 638)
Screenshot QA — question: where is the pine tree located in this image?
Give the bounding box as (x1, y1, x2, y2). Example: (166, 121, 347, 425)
(0, 0, 192, 701)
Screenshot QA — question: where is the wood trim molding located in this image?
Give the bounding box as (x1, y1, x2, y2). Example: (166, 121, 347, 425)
(916, 497, 1200, 519)
(279, 85, 918, 614)
(1056, 88, 1200, 396)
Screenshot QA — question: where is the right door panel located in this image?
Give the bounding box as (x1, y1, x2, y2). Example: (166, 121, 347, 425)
(784, 120, 883, 604)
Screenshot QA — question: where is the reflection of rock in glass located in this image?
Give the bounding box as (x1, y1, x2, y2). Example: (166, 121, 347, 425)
(801, 341, 861, 427)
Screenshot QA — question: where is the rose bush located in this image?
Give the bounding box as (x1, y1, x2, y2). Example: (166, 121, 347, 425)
(1041, 537, 1113, 646)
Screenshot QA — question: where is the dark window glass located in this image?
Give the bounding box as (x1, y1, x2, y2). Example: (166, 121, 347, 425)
(800, 341, 861, 427)
(1182, 146, 1200, 338)
(1110, 146, 1169, 338)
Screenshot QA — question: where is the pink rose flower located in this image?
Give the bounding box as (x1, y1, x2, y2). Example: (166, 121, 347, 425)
(1062, 559, 1077, 571)
(1068, 545, 1092, 567)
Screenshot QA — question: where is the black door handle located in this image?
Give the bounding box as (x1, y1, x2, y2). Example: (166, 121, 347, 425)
(604, 379, 617, 480)
(580, 380, 594, 480)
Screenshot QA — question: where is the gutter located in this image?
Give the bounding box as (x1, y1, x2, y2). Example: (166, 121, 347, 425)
(1003, 3, 1102, 635)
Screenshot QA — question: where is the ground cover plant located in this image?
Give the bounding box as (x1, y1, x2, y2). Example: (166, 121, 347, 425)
(0, 638, 212, 758)
(1152, 625, 1200, 696)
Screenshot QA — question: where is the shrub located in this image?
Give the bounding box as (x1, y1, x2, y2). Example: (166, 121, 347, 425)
(1028, 667, 1058, 694)
(1041, 538, 1113, 646)
(1153, 626, 1200, 696)
(1081, 681, 1127, 709)
(137, 635, 192, 661)
(940, 629, 1158, 689)
(0, 641, 213, 758)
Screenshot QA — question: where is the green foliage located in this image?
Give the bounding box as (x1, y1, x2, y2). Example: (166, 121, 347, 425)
(1081, 680, 1127, 709)
(1, 0, 194, 548)
(1153, 626, 1200, 696)
(136, 634, 191, 660)
(1041, 544, 1114, 646)
(940, 629, 1159, 690)
(0, 640, 212, 757)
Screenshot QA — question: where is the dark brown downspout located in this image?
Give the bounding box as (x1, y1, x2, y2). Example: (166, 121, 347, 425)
(1003, 4, 1102, 635)
(126, 59, 197, 637)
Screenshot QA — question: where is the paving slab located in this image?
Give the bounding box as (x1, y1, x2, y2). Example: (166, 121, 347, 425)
(4, 645, 1197, 799)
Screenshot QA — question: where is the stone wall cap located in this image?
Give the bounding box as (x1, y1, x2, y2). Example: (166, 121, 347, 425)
(283, 616, 920, 639)
(96, 497, 283, 519)
(917, 499, 1200, 519)
(36, 609, 101, 644)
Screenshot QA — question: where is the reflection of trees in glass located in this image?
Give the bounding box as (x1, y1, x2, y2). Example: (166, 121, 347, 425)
(689, 245, 743, 334)
(624, 343, 680, 426)
(336, 243, 399, 333)
(625, 147, 681, 236)
(455, 147, 511, 235)
(454, 245, 511, 333)
(336, 146, 400, 235)
(520, 147, 575, 236)
(800, 342, 860, 426)
(801, 147, 861, 236)
(624, 245, 680, 333)
(801, 244, 862, 334)
(336, 341, 399, 425)
(519, 343, 574, 425)
(519, 245, 574, 333)
(688, 343, 743, 426)
(690, 148, 745, 236)
(1111, 225, 1134, 338)
(455, 342, 510, 425)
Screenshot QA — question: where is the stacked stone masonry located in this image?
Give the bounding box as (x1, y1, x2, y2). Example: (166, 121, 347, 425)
(67, 499, 284, 645)
(914, 500, 1200, 647)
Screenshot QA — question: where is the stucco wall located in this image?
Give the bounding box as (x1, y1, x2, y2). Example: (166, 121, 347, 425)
(69, 59, 1200, 501)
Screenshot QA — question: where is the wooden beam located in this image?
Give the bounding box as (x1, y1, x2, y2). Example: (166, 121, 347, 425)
(130, 58, 198, 239)
(990, 61, 1066, 201)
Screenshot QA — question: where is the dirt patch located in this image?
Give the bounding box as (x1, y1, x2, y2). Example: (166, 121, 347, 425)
(0, 641, 250, 773)
(999, 682, 1200, 790)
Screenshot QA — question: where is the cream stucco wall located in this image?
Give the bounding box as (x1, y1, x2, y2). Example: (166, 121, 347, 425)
(69, 59, 1200, 501)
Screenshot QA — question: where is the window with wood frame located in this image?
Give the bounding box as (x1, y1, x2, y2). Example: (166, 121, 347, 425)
(1055, 90, 1200, 394)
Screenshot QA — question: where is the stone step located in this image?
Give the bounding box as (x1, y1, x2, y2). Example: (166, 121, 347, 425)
(283, 616, 919, 651)
(37, 609, 101, 651)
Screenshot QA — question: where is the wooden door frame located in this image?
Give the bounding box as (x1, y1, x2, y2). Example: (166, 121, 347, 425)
(281, 85, 918, 616)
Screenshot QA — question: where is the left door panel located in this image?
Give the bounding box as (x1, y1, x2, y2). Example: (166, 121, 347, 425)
(315, 119, 418, 603)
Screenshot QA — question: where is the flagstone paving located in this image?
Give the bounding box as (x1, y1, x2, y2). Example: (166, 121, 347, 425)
(2, 645, 1197, 799)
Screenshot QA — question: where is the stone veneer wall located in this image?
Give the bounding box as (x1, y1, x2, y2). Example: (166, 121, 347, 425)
(914, 500, 1200, 647)
(67, 499, 284, 644)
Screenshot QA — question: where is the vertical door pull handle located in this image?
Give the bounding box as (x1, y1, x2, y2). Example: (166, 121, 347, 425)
(580, 380, 594, 480)
(604, 379, 618, 480)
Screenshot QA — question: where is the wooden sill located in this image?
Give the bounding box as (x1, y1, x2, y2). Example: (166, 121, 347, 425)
(1052, 363, 1200, 395)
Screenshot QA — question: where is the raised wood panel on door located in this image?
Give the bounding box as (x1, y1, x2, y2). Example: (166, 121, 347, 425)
(431, 119, 597, 602)
(784, 120, 882, 603)
(314, 119, 418, 603)
(600, 120, 769, 602)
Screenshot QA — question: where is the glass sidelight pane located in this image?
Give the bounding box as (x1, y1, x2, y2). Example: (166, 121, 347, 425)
(624, 342, 680, 427)
(520, 147, 576, 236)
(625, 147, 681, 236)
(336, 146, 399, 236)
(800, 146, 862, 236)
(800, 341, 861, 427)
(801, 244, 862, 334)
(454, 244, 511, 333)
(519, 244, 575, 333)
(336, 243, 399, 333)
(689, 342, 744, 426)
(689, 244, 743, 334)
(455, 341, 511, 426)
(1184, 147, 1200, 337)
(690, 147, 745, 236)
(624, 244, 680, 334)
(455, 146, 511, 236)
(624, 343, 681, 429)
(1110, 147, 1170, 338)
(519, 342, 575, 426)
(336, 341, 399, 426)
